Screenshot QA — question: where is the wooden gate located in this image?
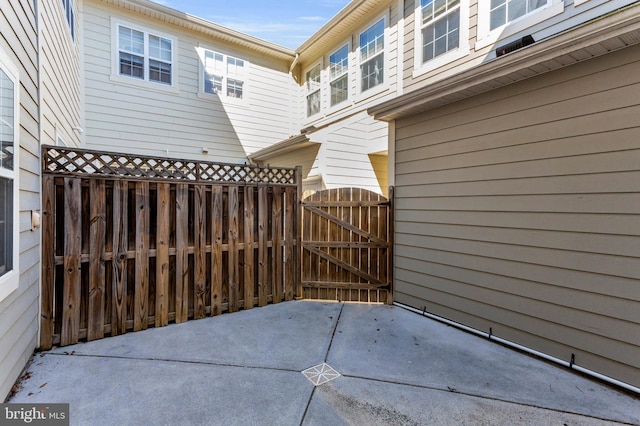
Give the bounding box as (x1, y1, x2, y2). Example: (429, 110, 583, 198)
(301, 188, 393, 304)
(40, 146, 301, 349)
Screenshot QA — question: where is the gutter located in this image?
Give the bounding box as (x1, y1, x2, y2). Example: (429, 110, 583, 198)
(395, 303, 640, 395)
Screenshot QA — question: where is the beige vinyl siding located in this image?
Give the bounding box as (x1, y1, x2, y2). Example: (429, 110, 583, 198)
(393, 44, 640, 388)
(402, 0, 633, 94)
(82, 1, 297, 162)
(0, 0, 40, 400)
(40, 0, 82, 147)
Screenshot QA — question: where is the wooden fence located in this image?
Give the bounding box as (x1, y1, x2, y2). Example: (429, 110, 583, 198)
(302, 188, 393, 304)
(40, 146, 301, 349)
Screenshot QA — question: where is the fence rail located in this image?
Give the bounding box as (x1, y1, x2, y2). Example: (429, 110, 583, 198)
(40, 146, 301, 349)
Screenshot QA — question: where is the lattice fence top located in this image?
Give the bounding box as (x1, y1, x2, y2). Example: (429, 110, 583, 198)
(42, 145, 298, 185)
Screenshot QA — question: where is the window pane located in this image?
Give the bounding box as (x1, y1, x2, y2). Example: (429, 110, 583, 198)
(149, 35, 172, 62)
(204, 73, 223, 95)
(330, 74, 348, 106)
(423, 0, 458, 25)
(329, 44, 349, 80)
(149, 60, 172, 84)
(360, 54, 383, 92)
(490, 4, 506, 30)
(227, 79, 243, 98)
(306, 64, 321, 93)
(360, 19, 384, 62)
(490, 0, 546, 30)
(119, 26, 144, 54)
(119, 52, 144, 79)
(227, 57, 244, 78)
(508, 0, 527, 21)
(205, 51, 225, 75)
(0, 68, 15, 172)
(422, 8, 460, 63)
(0, 177, 12, 278)
(307, 90, 320, 116)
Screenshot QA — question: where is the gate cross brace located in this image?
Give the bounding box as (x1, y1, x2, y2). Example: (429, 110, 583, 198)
(304, 205, 387, 244)
(304, 245, 384, 285)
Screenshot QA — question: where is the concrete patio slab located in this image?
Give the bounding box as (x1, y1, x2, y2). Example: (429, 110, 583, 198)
(304, 376, 626, 426)
(12, 353, 312, 425)
(47, 301, 342, 371)
(328, 304, 640, 424)
(8, 301, 640, 425)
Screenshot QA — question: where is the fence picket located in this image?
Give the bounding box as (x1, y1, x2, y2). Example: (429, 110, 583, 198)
(156, 183, 170, 327)
(61, 178, 82, 346)
(228, 186, 239, 313)
(211, 186, 223, 316)
(40, 175, 55, 350)
(284, 187, 295, 301)
(88, 180, 106, 341)
(175, 184, 189, 323)
(134, 182, 150, 331)
(257, 187, 268, 307)
(194, 185, 207, 319)
(272, 187, 283, 303)
(244, 187, 255, 309)
(112, 180, 128, 336)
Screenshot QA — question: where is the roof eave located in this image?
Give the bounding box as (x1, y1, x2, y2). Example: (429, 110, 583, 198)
(100, 0, 296, 61)
(369, 2, 640, 121)
(248, 135, 317, 162)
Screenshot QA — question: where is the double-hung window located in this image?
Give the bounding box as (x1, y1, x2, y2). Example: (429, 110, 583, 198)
(421, 0, 461, 63)
(359, 19, 385, 92)
(203, 51, 246, 99)
(306, 64, 321, 117)
(329, 44, 349, 107)
(0, 52, 19, 301)
(118, 24, 173, 85)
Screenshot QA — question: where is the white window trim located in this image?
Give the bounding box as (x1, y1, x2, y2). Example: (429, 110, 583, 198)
(356, 13, 390, 100)
(475, 0, 564, 50)
(197, 46, 249, 105)
(305, 61, 323, 118)
(110, 18, 178, 93)
(413, 0, 470, 77)
(0, 47, 20, 302)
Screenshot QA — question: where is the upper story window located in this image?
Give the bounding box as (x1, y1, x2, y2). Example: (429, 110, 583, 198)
(421, 0, 460, 63)
(62, 0, 75, 40)
(414, 0, 470, 74)
(329, 44, 349, 107)
(117, 24, 173, 85)
(203, 50, 246, 99)
(306, 63, 321, 117)
(490, 0, 547, 30)
(359, 18, 385, 93)
(475, 0, 563, 49)
(0, 50, 19, 301)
